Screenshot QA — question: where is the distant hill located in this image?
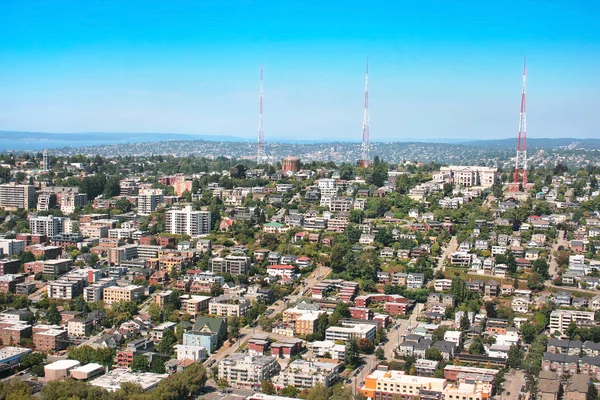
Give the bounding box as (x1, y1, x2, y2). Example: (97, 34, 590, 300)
(1, 130, 599, 152)
(460, 137, 600, 150)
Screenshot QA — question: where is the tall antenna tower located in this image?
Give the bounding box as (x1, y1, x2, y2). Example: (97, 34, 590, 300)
(360, 58, 370, 167)
(512, 58, 528, 189)
(42, 149, 49, 172)
(257, 63, 265, 165)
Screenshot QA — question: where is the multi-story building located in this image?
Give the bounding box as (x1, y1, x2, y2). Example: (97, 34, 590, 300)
(33, 328, 69, 352)
(550, 310, 595, 335)
(103, 285, 144, 305)
(210, 255, 250, 275)
(312, 340, 346, 361)
(0, 240, 25, 257)
(209, 295, 251, 317)
(165, 206, 211, 236)
(276, 360, 341, 389)
(0, 259, 20, 275)
(218, 354, 281, 389)
(0, 183, 36, 210)
(47, 279, 84, 300)
(42, 259, 72, 280)
(181, 295, 211, 316)
(60, 192, 88, 215)
(0, 274, 26, 293)
(174, 344, 207, 362)
(37, 192, 57, 211)
(282, 157, 301, 172)
(29, 215, 65, 236)
(0, 322, 32, 346)
(67, 318, 93, 337)
(359, 370, 447, 400)
(83, 278, 116, 302)
(137, 188, 164, 215)
(325, 322, 377, 342)
(437, 166, 498, 188)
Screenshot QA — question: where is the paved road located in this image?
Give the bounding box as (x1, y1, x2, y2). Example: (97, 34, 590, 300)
(349, 303, 425, 395)
(500, 369, 526, 400)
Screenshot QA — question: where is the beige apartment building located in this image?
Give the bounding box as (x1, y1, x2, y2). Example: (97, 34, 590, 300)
(103, 285, 144, 305)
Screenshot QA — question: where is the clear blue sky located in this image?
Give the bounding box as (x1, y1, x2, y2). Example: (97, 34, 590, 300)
(0, 0, 599, 141)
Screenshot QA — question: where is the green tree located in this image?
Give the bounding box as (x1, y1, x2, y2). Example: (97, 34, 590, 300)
(459, 314, 470, 331)
(280, 385, 300, 398)
(261, 380, 276, 395)
(130, 354, 149, 372)
(469, 337, 485, 355)
(103, 176, 121, 197)
(157, 328, 177, 354)
(376, 327, 387, 344)
(425, 348, 443, 361)
(345, 338, 360, 368)
(148, 302, 162, 324)
(149, 355, 169, 373)
(566, 321, 578, 340)
(375, 347, 385, 360)
(46, 304, 61, 325)
(520, 323, 537, 344)
(306, 383, 332, 400)
(507, 345, 523, 369)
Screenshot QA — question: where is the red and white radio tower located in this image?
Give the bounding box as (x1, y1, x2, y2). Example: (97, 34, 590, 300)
(360, 58, 371, 167)
(513, 58, 528, 189)
(257, 63, 265, 164)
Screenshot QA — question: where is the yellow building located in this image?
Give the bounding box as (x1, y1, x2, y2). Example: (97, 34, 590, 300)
(103, 285, 144, 305)
(359, 370, 446, 400)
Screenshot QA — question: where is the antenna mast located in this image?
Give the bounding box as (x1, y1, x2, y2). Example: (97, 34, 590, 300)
(257, 63, 265, 165)
(360, 58, 370, 167)
(512, 58, 528, 189)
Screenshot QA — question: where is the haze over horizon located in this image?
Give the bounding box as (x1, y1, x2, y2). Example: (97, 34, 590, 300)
(1, 1, 599, 141)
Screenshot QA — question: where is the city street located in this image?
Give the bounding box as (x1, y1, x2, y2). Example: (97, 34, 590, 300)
(348, 303, 425, 394)
(499, 369, 526, 400)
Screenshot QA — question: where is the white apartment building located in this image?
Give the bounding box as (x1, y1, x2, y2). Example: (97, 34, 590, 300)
(48, 279, 83, 300)
(549, 309, 595, 334)
(438, 166, 498, 188)
(60, 193, 88, 215)
(174, 344, 207, 362)
(325, 323, 376, 342)
(83, 278, 116, 302)
(312, 340, 346, 361)
(29, 215, 65, 236)
(138, 189, 164, 215)
(108, 228, 136, 239)
(218, 354, 281, 389)
(276, 360, 341, 389)
(165, 206, 211, 236)
(209, 295, 251, 317)
(433, 279, 452, 292)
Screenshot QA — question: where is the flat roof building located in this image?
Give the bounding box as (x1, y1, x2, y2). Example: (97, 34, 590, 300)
(90, 368, 168, 392)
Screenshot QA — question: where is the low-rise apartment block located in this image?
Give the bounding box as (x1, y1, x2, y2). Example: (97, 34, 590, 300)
(218, 354, 281, 389)
(209, 295, 251, 317)
(103, 285, 144, 305)
(276, 360, 341, 389)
